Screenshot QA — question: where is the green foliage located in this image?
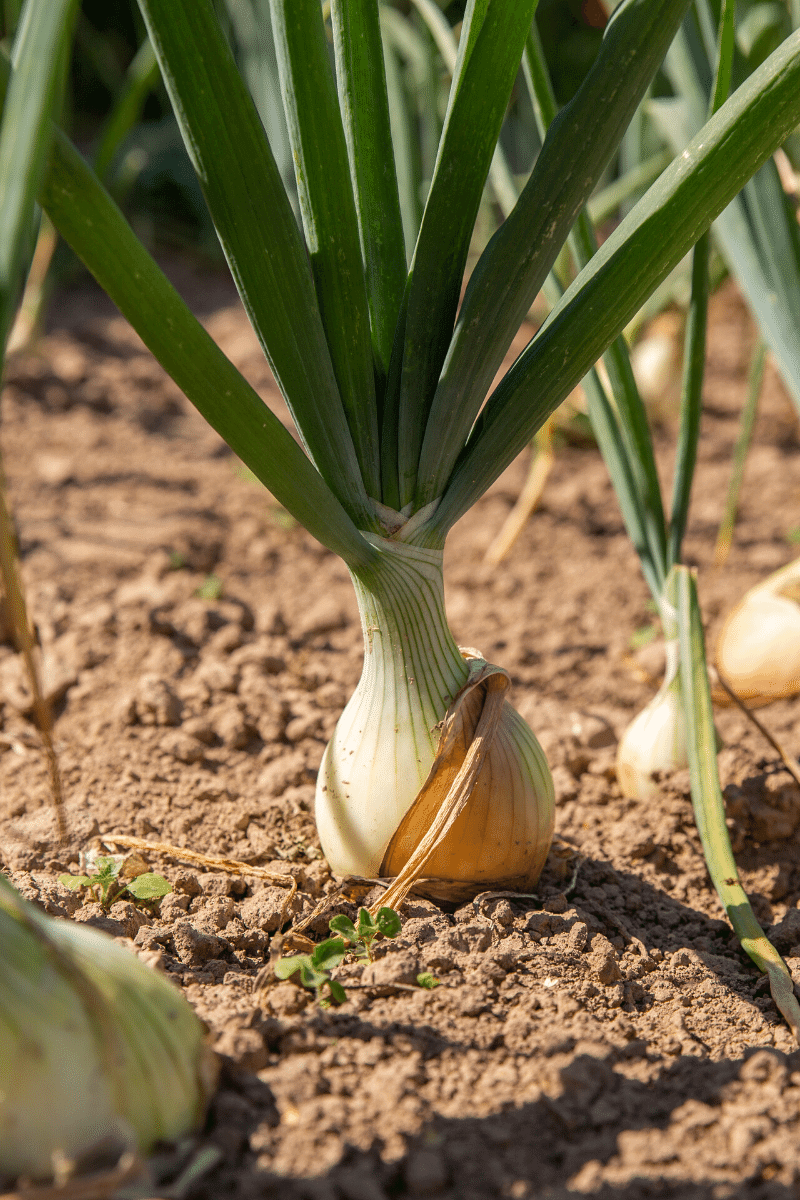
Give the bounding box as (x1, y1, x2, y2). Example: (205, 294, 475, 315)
(329, 905, 402, 961)
(195, 573, 223, 600)
(273, 937, 349, 1007)
(416, 971, 440, 989)
(274, 906, 403, 1006)
(628, 623, 659, 650)
(58, 853, 172, 908)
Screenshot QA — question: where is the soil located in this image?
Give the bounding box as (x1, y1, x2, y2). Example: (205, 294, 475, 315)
(3, 267, 800, 1199)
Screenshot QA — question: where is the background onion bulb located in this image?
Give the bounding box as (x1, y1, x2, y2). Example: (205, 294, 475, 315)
(715, 556, 800, 707)
(315, 535, 554, 901)
(616, 662, 687, 801)
(0, 875, 216, 1179)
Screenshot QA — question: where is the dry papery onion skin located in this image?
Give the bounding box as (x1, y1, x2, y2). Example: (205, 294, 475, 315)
(0, 876, 216, 1180)
(379, 663, 555, 905)
(715, 557, 800, 708)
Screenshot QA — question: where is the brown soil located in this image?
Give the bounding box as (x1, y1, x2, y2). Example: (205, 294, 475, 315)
(3, 269, 800, 1199)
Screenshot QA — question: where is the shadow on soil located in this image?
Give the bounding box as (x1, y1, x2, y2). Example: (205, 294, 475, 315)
(183, 858, 800, 1200)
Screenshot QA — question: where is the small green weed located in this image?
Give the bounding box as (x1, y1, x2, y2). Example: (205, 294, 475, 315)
(59, 853, 172, 908)
(274, 906, 406, 1007)
(329, 906, 401, 961)
(195, 574, 224, 600)
(416, 971, 440, 990)
(274, 937, 349, 1007)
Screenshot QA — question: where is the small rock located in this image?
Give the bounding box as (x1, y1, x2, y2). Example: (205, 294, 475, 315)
(172, 870, 201, 896)
(241, 887, 292, 932)
(294, 597, 349, 640)
(590, 935, 622, 985)
(182, 716, 216, 744)
(568, 710, 616, 750)
(212, 704, 252, 749)
(195, 896, 235, 931)
(258, 752, 314, 796)
(126, 674, 182, 726)
(172, 919, 226, 964)
(159, 892, 190, 920)
(162, 731, 205, 763)
(361, 950, 421, 991)
(199, 872, 236, 897)
(214, 1026, 269, 1071)
(107, 900, 152, 939)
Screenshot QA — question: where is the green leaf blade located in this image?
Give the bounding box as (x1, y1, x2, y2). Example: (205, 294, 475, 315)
(375, 907, 401, 938)
(415, 0, 693, 510)
(271, 0, 380, 499)
(0, 0, 79, 352)
(329, 914, 358, 941)
(274, 954, 310, 981)
(429, 28, 800, 538)
(125, 873, 172, 901)
(392, 0, 538, 507)
(33, 121, 377, 571)
(331, 0, 407, 396)
(137, 0, 376, 529)
(312, 937, 348, 972)
(672, 564, 800, 1043)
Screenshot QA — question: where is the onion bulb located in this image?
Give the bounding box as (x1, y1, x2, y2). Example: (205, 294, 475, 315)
(0, 875, 216, 1180)
(315, 533, 555, 903)
(617, 644, 687, 800)
(715, 556, 800, 707)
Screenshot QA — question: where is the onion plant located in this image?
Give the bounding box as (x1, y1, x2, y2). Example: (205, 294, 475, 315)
(5, 1, 800, 908)
(524, 0, 800, 1037)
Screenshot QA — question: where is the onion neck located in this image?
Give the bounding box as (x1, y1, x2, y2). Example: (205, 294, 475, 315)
(316, 535, 471, 877)
(352, 534, 470, 730)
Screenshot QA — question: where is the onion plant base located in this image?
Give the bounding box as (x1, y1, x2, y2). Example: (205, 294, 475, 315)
(314, 535, 555, 904)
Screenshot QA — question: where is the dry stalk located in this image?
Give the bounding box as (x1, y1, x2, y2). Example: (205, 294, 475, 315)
(711, 667, 800, 789)
(99, 833, 298, 912)
(0, 1150, 142, 1200)
(0, 460, 66, 841)
(483, 420, 554, 565)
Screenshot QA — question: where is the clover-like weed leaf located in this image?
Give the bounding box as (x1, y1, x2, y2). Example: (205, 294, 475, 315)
(312, 937, 348, 973)
(58, 873, 94, 891)
(125, 872, 172, 901)
(329, 913, 358, 942)
(375, 907, 402, 938)
(273, 954, 311, 981)
(324, 980, 348, 1007)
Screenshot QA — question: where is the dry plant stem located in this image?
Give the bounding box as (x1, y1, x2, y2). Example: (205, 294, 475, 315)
(712, 667, 800, 789)
(0, 1152, 142, 1200)
(483, 420, 555, 565)
(713, 339, 765, 567)
(100, 834, 297, 908)
(371, 667, 510, 916)
(5, 215, 58, 354)
(0, 459, 66, 841)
